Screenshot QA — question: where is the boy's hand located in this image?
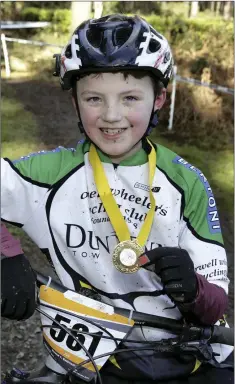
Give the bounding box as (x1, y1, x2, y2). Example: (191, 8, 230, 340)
(1, 254, 37, 320)
(144, 247, 198, 303)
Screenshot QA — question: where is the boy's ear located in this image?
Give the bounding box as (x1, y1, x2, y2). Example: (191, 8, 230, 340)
(153, 88, 166, 112)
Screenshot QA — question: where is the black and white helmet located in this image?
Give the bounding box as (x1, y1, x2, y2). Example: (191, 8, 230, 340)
(54, 14, 174, 90)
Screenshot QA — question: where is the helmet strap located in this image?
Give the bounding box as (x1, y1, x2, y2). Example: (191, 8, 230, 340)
(77, 121, 85, 134)
(72, 84, 86, 134)
(144, 109, 158, 137)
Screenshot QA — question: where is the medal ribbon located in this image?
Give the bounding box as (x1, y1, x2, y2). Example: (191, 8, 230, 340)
(89, 140, 156, 247)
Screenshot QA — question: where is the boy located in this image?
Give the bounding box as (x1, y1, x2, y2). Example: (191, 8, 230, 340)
(1, 14, 233, 384)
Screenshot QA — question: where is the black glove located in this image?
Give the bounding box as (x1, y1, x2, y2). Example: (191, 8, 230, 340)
(145, 247, 198, 303)
(1, 254, 37, 320)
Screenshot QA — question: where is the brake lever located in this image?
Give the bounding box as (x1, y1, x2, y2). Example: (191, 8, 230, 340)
(174, 340, 218, 361)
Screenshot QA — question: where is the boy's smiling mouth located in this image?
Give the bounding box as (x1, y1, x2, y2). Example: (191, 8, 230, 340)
(99, 128, 127, 136)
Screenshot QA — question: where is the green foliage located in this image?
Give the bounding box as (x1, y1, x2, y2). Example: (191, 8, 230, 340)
(25, 1, 71, 9)
(144, 14, 233, 44)
(103, 1, 162, 15)
(160, 2, 189, 18)
(2, 86, 39, 159)
(39, 8, 55, 22)
(1, 2, 13, 20)
(51, 9, 71, 34)
(181, 18, 233, 51)
(1, 1, 25, 21)
(19, 7, 71, 34)
(141, 15, 166, 35)
(21, 7, 54, 22)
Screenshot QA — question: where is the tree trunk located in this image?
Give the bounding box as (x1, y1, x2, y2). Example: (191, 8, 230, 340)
(15, 2, 24, 15)
(94, 1, 103, 19)
(210, 2, 214, 12)
(188, 2, 191, 18)
(215, 1, 221, 16)
(11, 2, 17, 20)
(220, 2, 225, 15)
(199, 2, 206, 12)
(71, 1, 91, 33)
(223, 1, 231, 20)
(189, 1, 199, 18)
(230, 1, 234, 18)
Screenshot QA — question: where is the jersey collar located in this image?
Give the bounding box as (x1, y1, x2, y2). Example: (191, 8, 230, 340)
(81, 139, 153, 166)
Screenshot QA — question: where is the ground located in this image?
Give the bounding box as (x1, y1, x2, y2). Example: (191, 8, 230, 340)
(1, 78, 234, 377)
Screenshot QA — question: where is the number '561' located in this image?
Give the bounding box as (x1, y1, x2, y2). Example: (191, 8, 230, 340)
(50, 314, 102, 356)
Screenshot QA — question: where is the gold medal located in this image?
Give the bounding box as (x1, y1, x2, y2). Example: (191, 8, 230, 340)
(112, 240, 144, 273)
(89, 140, 157, 274)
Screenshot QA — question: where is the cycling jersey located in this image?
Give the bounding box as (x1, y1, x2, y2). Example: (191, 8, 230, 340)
(1, 139, 233, 380)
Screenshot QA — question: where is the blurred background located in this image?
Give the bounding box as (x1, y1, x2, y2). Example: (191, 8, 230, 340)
(1, 0, 234, 376)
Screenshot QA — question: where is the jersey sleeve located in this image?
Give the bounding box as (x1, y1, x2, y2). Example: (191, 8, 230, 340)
(1, 146, 82, 227)
(178, 176, 229, 294)
(1, 157, 50, 227)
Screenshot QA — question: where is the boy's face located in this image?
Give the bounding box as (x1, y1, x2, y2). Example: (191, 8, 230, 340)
(76, 72, 166, 162)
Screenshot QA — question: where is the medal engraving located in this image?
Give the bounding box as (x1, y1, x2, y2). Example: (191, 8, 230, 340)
(112, 240, 144, 273)
(120, 249, 137, 267)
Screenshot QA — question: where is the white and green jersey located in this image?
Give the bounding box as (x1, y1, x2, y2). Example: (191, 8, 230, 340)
(1, 139, 231, 380)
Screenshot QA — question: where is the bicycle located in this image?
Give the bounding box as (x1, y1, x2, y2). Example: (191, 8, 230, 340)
(2, 270, 234, 384)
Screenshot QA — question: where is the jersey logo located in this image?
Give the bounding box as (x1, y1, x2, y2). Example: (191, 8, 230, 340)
(13, 146, 75, 164)
(152, 187, 161, 193)
(173, 156, 221, 235)
(134, 182, 161, 193)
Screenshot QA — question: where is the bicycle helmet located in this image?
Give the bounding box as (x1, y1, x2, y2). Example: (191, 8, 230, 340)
(54, 14, 174, 90)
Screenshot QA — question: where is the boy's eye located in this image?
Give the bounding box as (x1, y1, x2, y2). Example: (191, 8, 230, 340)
(125, 96, 139, 101)
(86, 96, 101, 102)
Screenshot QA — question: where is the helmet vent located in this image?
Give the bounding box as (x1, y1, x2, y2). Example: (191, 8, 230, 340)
(164, 51, 171, 63)
(115, 27, 132, 46)
(150, 26, 163, 40)
(86, 29, 103, 48)
(148, 39, 161, 53)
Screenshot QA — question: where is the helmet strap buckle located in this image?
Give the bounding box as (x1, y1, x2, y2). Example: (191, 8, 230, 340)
(53, 54, 61, 77)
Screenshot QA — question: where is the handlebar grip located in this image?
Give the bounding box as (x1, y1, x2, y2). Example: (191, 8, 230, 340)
(211, 326, 234, 346)
(35, 270, 67, 293)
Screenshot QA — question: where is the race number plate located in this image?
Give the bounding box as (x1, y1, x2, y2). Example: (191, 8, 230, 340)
(39, 286, 134, 382)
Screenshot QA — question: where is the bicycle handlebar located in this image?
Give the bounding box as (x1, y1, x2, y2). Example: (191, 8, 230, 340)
(35, 270, 234, 346)
(210, 325, 234, 346)
(2, 270, 233, 384)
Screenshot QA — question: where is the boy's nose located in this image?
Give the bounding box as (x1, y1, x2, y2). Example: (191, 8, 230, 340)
(102, 104, 122, 123)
